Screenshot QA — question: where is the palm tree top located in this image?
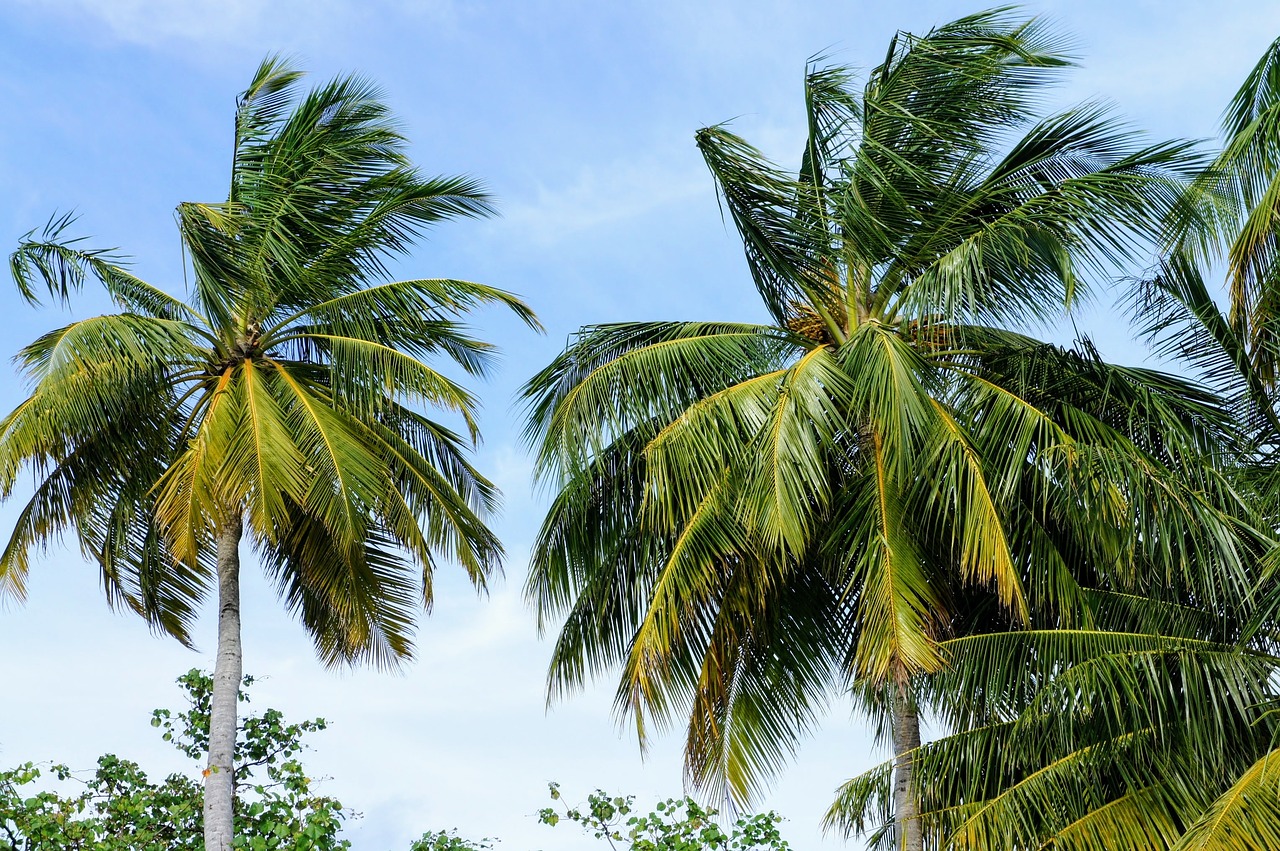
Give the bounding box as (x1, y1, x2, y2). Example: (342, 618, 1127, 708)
(2, 56, 539, 666)
(521, 9, 1250, 808)
(692, 8, 1198, 344)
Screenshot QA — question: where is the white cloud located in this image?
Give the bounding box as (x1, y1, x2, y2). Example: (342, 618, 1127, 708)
(10, 0, 458, 54)
(17, 0, 274, 47)
(497, 159, 708, 248)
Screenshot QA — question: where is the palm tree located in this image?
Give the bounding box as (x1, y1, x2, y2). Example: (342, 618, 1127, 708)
(863, 31, 1280, 851)
(826, 620, 1280, 851)
(824, 489, 1274, 851)
(2, 58, 537, 851)
(523, 11, 1249, 850)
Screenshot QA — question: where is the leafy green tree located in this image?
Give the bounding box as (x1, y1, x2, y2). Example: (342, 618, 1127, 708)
(2, 58, 536, 851)
(523, 10, 1250, 851)
(0, 670, 499, 851)
(538, 784, 789, 851)
(407, 832, 494, 851)
(0, 670, 347, 850)
(5, 673, 758, 851)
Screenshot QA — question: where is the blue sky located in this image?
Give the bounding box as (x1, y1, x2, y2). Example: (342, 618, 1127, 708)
(2, 1, 1279, 848)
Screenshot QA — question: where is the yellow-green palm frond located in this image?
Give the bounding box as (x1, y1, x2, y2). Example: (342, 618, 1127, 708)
(1174, 747, 1280, 851)
(827, 621, 1280, 851)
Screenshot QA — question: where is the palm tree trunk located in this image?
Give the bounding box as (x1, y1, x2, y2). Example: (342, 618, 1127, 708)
(204, 516, 243, 851)
(892, 680, 923, 851)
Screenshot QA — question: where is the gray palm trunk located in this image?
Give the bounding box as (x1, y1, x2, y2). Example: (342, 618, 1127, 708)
(892, 682, 923, 851)
(204, 516, 244, 851)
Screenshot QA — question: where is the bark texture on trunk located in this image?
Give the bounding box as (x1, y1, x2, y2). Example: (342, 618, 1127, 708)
(204, 517, 243, 851)
(892, 681, 924, 851)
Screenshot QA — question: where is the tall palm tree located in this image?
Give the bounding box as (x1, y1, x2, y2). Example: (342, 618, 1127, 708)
(879, 31, 1280, 851)
(523, 11, 1248, 850)
(2, 58, 537, 851)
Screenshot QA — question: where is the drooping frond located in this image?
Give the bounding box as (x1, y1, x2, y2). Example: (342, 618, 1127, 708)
(1174, 746, 1280, 851)
(682, 558, 851, 804)
(11, 213, 204, 322)
(825, 621, 1280, 851)
(258, 513, 418, 670)
(525, 321, 798, 479)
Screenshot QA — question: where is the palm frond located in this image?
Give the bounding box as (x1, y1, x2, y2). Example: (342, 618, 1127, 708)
(1174, 747, 1280, 851)
(11, 213, 205, 322)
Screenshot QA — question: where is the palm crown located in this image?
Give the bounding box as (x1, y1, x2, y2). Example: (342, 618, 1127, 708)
(523, 9, 1251, 810)
(2, 56, 536, 666)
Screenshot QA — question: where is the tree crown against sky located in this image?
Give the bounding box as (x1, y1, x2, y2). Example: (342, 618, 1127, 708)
(2, 55, 539, 665)
(2, 55, 539, 850)
(522, 8, 1262, 820)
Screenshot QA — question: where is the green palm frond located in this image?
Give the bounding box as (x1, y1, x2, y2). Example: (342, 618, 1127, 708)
(272, 277, 539, 372)
(827, 620, 1280, 851)
(259, 514, 418, 670)
(527, 321, 796, 479)
(1047, 786, 1184, 851)
(273, 334, 481, 431)
(922, 399, 1026, 618)
(683, 559, 850, 803)
(1174, 747, 1280, 851)
(695, 127, 825, 328)
(10, 212, 205, 322)
(369, 415, 503, 592)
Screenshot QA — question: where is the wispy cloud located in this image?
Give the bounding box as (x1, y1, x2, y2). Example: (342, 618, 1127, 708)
(497, 158, 708, 248)
(16, 0, 279, 47)
(10, 0, 457, 54)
